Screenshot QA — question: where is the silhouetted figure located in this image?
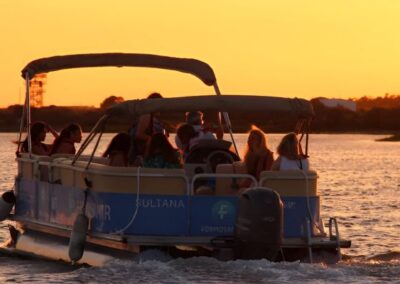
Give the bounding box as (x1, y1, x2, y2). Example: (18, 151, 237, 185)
(103, 132, 131, 167)
(50, 123, 82, 155)
(143, 133, 181, 169)
(128, 92, 167, 164)
(20, 121, 58, 155)
(175, 111, 219, 150)
(271, 132, 309, 171)
(243, 126, 274, 179)
(176, 123, 197, 159)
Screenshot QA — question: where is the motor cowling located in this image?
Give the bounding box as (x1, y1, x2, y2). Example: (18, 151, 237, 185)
(0, 191, 16, 221)
(234, 187, 283, 261)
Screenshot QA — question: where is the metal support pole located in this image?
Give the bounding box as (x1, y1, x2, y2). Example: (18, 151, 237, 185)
(25, 73, 32, 155)
(73, 114, 109, 165)
(213, 83, 240, 158)
(16, 86, 27, 155)
(329, 217, 342, 262)
(305, 217, 313, 263)
(305, 119, 310, 157)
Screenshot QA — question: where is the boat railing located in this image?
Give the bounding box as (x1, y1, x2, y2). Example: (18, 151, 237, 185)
(47, 159, 190, 195)
(17, 154, 318, 199)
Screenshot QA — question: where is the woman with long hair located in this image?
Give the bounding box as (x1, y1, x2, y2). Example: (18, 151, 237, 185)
(20, 121, 58, 155)
(102, 132, 131, 167)
(243, 126, 274, 179)
(50, 123, 82, 155)
(271, 132, 309, 171)
(143, 133, 181, 169)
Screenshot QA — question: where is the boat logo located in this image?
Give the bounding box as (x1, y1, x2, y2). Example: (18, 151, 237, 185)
(212, 200, 234, 221)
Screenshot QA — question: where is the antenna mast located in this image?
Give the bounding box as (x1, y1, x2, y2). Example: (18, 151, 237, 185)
(29, 73, 46, 107)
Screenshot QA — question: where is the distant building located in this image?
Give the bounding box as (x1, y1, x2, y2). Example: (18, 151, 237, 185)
(318, 98, 356, 112)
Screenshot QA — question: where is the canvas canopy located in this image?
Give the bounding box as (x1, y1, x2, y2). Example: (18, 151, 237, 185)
(106, 95, 315, 118)
(21, 53, 216, 86)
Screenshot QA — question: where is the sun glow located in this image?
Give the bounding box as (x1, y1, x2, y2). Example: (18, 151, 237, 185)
(1, 1, 400, 107)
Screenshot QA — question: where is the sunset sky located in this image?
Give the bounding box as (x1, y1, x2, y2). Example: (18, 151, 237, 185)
(0, 1, 399, 107)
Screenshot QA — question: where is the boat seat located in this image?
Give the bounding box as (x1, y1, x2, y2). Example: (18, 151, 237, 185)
(215, 161, 248, 195)
(50, 160, 188, 195)
(259, 170, 318, 196)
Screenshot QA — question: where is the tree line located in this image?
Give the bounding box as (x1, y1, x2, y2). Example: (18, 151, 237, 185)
(1, 95, 399, 133)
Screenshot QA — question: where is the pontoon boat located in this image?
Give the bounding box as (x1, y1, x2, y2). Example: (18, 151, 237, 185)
(0, 53, 351, 266)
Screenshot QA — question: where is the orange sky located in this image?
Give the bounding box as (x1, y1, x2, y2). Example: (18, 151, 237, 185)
(0, 1, 399, 107)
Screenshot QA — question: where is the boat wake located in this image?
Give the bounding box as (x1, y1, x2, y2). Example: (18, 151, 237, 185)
(64, 254, 399, 283)
(366, 251, 400, 263)
(0, 249, 399, 283)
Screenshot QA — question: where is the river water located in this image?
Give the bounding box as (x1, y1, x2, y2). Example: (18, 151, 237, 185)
(0, 133, 399, 283)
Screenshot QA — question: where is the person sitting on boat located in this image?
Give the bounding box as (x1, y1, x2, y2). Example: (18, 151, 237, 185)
(271, 132, 309, 171)
(240, 126, 274, 188)
(128, 92, 168, 165)
(20, 121, 59, 155)
(175, 111, 219, 150)
(50, 123, 82, 155)
(102, 132, 131, 167)
(142, 133, 181, 169)
(175, 123, 198, 159)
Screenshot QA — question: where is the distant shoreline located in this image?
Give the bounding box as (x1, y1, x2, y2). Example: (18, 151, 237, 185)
(375, 134, 400, 142)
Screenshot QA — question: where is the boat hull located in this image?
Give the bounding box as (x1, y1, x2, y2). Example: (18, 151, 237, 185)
(3, 219, 349, 266)
(10, 157, 350, 265)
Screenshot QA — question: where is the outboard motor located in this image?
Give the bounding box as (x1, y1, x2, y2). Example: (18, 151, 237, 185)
(0, 191, 16, 221)
(234, 187, 283, 261)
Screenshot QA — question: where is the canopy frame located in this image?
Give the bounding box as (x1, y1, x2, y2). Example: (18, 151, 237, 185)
(19, 53, 236, 156)
(21, 53, 216, 86)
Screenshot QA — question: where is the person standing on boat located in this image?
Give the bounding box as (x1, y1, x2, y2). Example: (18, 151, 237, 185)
(143, 133, 181, 169)
(20, 121, 59, 155)
(50, 123, 82, 155)
(241, 126, 274, 183)
(128, 92, 168, 165)
(271, 132, 309, 171)
(103, 132, 131, 167)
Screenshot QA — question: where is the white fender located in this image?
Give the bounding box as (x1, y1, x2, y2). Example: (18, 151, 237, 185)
(0, 191, 16, 221)
(68, 213, 89, 262)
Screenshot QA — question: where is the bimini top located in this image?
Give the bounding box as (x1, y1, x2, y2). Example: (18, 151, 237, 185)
(106, 95, 315, 118)
(21, 53, 216, 86)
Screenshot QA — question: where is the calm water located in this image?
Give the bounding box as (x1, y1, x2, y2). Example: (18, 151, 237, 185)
(0, 133, 399, 283)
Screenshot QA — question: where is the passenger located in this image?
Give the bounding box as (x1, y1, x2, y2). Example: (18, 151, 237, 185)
(240, 126, 274, 188)
(143, 133, 181, 169)
(271, 132, 309, 171)
(244, 126, 274, 178)
(128, 92, 168, 164)
(175, 123, 197, 159)
(50, 123, 82, 155)
(175, 111, 220, 150)
(20, 121, 59, 155)
(102, 132, 131, 167)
